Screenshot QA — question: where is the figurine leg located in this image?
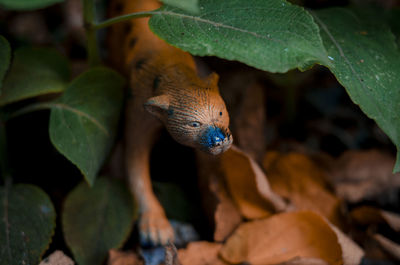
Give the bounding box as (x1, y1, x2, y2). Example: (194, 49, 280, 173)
(125, 107, 174, 246)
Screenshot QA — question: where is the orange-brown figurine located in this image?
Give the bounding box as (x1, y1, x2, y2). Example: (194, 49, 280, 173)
(109, 0, 233, 245)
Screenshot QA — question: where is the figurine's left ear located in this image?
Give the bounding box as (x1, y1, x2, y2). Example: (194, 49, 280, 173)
(144, 94, 170, 120)
(205, 72, 219, 91)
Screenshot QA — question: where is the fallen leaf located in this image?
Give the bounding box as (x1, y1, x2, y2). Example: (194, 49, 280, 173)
(373, 234, 400, 261)
(196, 151, 242, 242)
(351, 206, 400, 232)
(263, 151, 342, 225)
(108, 249, 144, 265)
(220, 145, 288, 219)
(108, 249, 143, 265)
(328, 223, 364, 265)
(165, 242, 181, 265)
(178, 241, 227, 265)
(329, 150, 400, 203)
(39, 251, 74, 265)
(210, 174, 242, 242)
(220, 211, 352, 265)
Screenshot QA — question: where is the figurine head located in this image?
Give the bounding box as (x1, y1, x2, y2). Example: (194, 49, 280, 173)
(144, 72, 233, 155)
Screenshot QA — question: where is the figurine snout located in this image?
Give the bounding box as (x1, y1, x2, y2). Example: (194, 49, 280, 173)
(200, 126, 233, 155)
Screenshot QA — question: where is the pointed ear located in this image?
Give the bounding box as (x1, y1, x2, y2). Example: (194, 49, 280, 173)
(205, 72, 219, 90)
(144, 94, 170, 120)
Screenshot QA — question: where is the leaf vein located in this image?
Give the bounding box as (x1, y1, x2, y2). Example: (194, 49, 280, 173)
(78, 115, 95, 176)
(157, 10, 283, 44)
(312, 11, 388, 127)
(53, 103, 109, 136)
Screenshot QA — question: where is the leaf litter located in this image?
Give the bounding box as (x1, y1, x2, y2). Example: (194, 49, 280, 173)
(105, 81, 400, 265)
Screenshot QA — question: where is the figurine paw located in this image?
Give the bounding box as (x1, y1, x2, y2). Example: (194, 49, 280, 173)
(139, 210, 174, 246)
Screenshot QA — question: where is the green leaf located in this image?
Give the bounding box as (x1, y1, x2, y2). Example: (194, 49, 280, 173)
(0, 184, 56, 265)
(62, 178, 135, 265)
(0, 47, 70, 107)
(49, 67, 124, 185)
(0, 0, 64, 10)
(161, 0, 199, 14)
(149, 0, 331, 73)
(312, 8, 400, 172)
(0, 36, 11, 94)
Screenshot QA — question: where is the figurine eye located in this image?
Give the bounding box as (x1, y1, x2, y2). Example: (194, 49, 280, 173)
(219, 112, 223, 116)
(190, 121, 201, 128)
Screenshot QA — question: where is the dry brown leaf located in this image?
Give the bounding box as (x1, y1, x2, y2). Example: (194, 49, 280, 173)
(219, 211, 343, 265)
(108, 249, 144, 265)
(373, 234, 400, 260)
(263, 151, 342, 225)
(351, 206, 400, 232)
(328, 224, 364, 265)
(210, 176, 242, 242)
(39, 251, 74, 265)
(178, 241, 227, 265)
(196, 151, 243, 242)
(220, 145, 288, 219)
(329, 150, 400, 203)
(165, 242, 181, 265)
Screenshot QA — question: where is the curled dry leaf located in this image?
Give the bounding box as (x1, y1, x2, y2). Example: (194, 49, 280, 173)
(108, 249, 144, 265)
(209, 173, 242, 242)
(220, 145, 288, 219)
(329, 150, 400, 203)
(178, 241, 227, 265)
(372, 234, 400, 261)
(39, 251, 74, 265)
(328, 224, 364, 265)
(263, 151, 342, 225)
(220, 211, 356, 265)
(351, 206, 400, 232)
(196, 151, 242, 242)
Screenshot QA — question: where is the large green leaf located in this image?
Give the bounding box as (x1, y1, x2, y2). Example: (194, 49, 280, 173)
(0, 47, 70, 106)
(0, 0, 64, 10)
(149, 0, 331, 73)
(312, 8, 400, 172)
(161, 0, 199, 13)
(49, 67, 124, 185)
(0, 36, 11, 93)
(62, 178, 135, 265)
(0, 184, 56, 265)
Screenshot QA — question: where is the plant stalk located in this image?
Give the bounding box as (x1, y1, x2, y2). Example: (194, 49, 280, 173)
(83, 0, 101, 67)
(5, 102, 54, 121)
(94, 11, 155, 30)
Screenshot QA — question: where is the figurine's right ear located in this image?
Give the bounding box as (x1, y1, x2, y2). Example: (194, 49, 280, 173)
(144, 95, 170, 120)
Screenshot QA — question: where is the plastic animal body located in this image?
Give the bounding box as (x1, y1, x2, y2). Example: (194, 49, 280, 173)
(109, 0, 233, 245)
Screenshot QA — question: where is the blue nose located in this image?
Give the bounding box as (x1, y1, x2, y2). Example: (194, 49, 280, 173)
(201, 127, 226, 148)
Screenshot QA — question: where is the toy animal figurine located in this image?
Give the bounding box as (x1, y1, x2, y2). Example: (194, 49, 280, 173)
(108, 0, 233, 245)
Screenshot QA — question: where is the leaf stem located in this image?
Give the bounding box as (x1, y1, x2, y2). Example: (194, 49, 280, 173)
(83, 0, 101, 67)
(93, 11, 156, 30)
(6, 102, 54, 121)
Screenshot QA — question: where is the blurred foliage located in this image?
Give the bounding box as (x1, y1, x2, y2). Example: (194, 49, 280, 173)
(62, 178, 135, 265)
(0, 0, 399, 264)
